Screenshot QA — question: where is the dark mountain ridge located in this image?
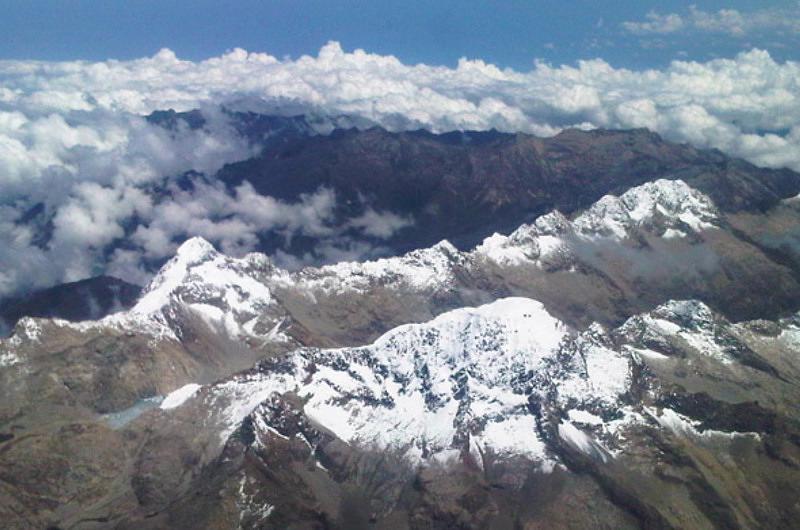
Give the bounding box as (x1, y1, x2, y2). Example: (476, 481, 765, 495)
(0, 276, 141, 334)
(8, 111, 800, 329)
(16, 109, 800, 271)
(215, 122, 799, 254)
(7, 111, 800, 331)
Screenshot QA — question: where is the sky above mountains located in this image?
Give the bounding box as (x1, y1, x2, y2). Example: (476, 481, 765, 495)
(1, 1, 800, 299)
(1, 1, 799, 69)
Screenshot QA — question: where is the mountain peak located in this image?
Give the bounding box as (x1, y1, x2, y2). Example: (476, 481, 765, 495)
(213, 296, 576, 465)
(175, 236, 218, 262)
(574, 179, 718, 239)
(132, 237, 220, 315)
(430, 239, 458, 254)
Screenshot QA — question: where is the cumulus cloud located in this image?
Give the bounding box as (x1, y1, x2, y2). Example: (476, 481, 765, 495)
(623, 4, 800, 37)
(101, 175, 413, 284)
(0, 106, 260, 295)
(347, 209, 413, 239)
(1, 42, 800, 296)
(130, 180, 339, 260)
(3, 41, 800, 166)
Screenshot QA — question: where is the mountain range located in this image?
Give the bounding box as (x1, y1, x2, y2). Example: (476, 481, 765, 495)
(2, 111, 800, 529)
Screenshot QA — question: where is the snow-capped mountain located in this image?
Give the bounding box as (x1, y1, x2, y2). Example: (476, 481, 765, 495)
(129, 236, 289, 344)
(144, 294, 800, 529)
(0, 176, 784, 350)
(211, 294, 640, 469)
(0, 176, 786, 414)
(192, 295, 778, 473)
(213, 298, 577, 467)
(280, 179, 720, 292)
(475, 178, 720, 266)
(4, 173, 800, 529)
(4, 178, 705, 340)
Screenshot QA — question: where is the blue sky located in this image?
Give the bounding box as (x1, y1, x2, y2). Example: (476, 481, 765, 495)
(1, 1, 798, 69)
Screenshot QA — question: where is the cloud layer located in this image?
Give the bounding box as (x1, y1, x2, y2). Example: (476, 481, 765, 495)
(1, 43, 799, 297)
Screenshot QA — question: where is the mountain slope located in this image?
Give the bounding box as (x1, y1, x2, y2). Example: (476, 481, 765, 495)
(3, 176, 800, 528)
(2, 177, 798, 422)
(116, 297, 800, 529)
(216, 124, 800, 254)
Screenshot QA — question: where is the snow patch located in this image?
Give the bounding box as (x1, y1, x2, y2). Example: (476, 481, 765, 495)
(558, 420, 610, 463)
(650, 407, 761, 440)
(568, 409, 604, 425)
(160, 383, 202, 410)
(0, 350, 20, 367)
(292, 239, 461, 295)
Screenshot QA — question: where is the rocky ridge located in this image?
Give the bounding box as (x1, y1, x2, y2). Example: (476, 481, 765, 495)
(3, 177, 800, 528)
(120, 296, 800, 529)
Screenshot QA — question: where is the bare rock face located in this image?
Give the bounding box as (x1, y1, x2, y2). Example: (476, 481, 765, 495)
(3, 127, 800, 529)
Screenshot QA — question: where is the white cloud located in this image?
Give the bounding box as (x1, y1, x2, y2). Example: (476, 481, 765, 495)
(129, 180, 340, 261)
(688, 6, 747, 36)
(347, 209, 413, 239)
(623, 5, 800, 37)
(0, 43, 799, 296)
(622, 12, 685, 35)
